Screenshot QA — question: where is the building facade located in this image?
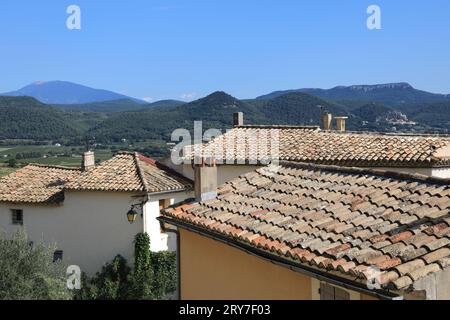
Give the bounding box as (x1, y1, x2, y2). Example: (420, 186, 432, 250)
(0, 152, 193, 275)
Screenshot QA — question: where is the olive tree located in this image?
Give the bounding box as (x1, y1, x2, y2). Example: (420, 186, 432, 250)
(0, 229, 72, 300)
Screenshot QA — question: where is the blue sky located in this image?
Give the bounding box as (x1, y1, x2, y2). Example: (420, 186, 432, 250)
(1, 0, 450, 101)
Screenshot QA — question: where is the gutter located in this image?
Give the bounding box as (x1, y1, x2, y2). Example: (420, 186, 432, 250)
(147, 188, 193, 198)
(158, 216, 404, 301)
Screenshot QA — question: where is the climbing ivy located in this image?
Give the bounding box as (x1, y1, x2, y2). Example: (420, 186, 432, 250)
(128, 233, 154, 299)
(75, 232, 176, 300)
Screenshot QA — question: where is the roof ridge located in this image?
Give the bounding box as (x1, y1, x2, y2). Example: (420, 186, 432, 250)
(320, 130, 450, 139)
(134, 152, 194, 191)
(132, 152, 151, 192)
(25, 163, 81, 171)
(235, 125, 450, 139)
(278, 160, 450, 186)
(236, 125, 320, 130)
(116, 151, 135, 155)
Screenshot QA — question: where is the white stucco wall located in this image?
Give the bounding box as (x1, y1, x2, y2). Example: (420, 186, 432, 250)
(431, 168, 450, 179)
(0, 191, 143, 275)
(0, 189, 193, 275)
(183, 164, 259, 186)
(144, 190, 193, 253)
(368, 167, 450, 178)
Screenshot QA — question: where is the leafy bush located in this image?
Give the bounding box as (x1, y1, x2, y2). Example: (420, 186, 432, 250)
(75, 255, 131, 300)
(151, 250, 177, 299)
(0, 229, 72, 300)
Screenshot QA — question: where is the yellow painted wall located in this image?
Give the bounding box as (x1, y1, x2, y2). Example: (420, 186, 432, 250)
(180, 229, 312, 300)
(179, 229, 380, 300)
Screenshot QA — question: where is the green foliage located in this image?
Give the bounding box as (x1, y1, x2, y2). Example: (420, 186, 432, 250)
(7, 158, 17, 168)
(0, 96, 79, 140)
(75, 233, 176, 300)
(151, 251, 177, 300)
(0, 229, 72, 300)
(76, 255, 131, 300)
(128, 233, 153, 299)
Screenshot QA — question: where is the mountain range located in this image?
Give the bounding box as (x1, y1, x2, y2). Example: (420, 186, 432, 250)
(257, 82, 450, 106)
(1, 82, 450, 156)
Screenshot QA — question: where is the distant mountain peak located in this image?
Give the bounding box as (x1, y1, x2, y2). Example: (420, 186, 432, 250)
(33, 80, 48, 85)
(2, 80, 145, 105)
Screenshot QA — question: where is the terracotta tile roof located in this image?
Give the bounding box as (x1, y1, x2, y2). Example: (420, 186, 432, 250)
(65, 152, 193, 193)
(0, 164, 80, 204)
(0, 152, 193, 204)
(188, 126, 450, 168)
(162, 161, 450, 292)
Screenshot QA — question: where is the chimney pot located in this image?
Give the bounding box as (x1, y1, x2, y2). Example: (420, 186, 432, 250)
(82, 151, 95, 171)
(335, 117, 349, 132)
(322, 112, 332, 130)
(233, 112, 244, 127)
(194, 156, 218, 202)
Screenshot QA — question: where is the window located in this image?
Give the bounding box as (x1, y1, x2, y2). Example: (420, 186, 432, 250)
(320, 283, 350, 300)
(11, 209, 23, 225)
(53, 250, 63, 262)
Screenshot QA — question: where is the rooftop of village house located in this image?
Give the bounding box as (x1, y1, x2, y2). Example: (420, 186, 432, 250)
(184, 113, 450, 168)
(161, 160, 450, 295)
(0, 152, 193, 205)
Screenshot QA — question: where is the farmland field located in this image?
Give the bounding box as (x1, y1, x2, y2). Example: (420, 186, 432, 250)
(0, 145, 113, 167)
(0, 139, 168, 169)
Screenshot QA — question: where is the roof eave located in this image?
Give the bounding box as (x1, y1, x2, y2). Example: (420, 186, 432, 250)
(158, 215, 404, 301)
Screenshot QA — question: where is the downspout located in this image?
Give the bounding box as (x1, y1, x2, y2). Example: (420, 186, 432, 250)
(160, 223, 181, 300)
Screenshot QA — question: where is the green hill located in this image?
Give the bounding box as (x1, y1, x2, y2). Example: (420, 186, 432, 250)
(88, 92, 262, 142)
(0, 96, 79, 140)
(247, 92, 350, 127)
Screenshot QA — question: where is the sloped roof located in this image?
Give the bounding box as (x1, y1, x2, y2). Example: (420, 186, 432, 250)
(0, 164, 80, 204)
(188, 126, 450, 168)
(65, 152, 193, 193)
(0, 152, 193, 204)
(162, 161, 450, 293)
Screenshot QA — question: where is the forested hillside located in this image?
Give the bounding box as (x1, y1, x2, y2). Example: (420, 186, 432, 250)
(0, 96, 79, 140)
(2, 85, 450, 148)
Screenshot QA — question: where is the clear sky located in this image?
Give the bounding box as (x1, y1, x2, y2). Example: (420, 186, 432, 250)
(1, 0, 450, 101)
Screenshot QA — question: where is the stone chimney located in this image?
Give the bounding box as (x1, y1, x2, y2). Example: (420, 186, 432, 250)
(233, 112, 244, 127)
(194, 157, 217, 202)
(335, 117, 349, 132)
(82, 151, 95, 171)
(322, 112, 332, 130)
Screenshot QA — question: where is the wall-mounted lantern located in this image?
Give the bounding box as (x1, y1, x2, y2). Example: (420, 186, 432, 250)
(126, 207, 138, 224)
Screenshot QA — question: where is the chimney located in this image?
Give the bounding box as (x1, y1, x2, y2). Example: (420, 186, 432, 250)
(335, 117, 349, 132)
(82, 151, 95, 171)
(233, 112, 244, 127)
(322, 112, 332, 130)
(194, 157, 217, 202)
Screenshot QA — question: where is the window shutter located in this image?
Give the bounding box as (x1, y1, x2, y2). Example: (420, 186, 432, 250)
(320, 283, 336, 300)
